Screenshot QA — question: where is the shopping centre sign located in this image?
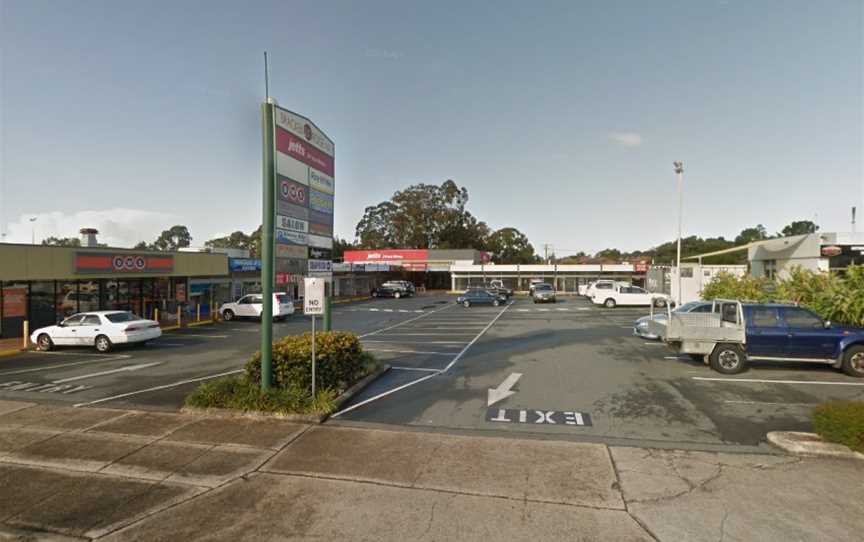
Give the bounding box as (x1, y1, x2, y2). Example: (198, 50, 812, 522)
(75, 252, 174, 274)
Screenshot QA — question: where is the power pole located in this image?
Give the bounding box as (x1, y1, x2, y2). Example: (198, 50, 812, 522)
(673, 161, 684, 306)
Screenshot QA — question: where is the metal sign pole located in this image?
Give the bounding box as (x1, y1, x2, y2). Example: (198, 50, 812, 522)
(260, 100, 276, 391)
(311, 314, 316, 398)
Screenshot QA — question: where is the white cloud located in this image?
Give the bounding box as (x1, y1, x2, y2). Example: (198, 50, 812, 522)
(608, 132, 643, 147)
(2, 208, 179, 247)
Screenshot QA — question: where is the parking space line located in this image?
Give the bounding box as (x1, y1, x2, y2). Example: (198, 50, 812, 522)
(692, 377, 864, 386)
(362, 340, 469, 345)
(364, 349, 453, 356)
(52, 362, 162, 383)
(73, 368, 245, 407)
(390, 366, 441, 372)
(0, 355, 132, 376)
(333, 303, 512, 418)
(359, 303, 454, 338)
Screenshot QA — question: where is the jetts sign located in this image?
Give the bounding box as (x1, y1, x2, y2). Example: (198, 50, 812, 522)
(75, 253, 174, 274)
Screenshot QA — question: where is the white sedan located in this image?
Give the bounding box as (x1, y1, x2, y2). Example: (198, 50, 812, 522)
(31, 311, 162, 353)
(592, 284, 670, 308)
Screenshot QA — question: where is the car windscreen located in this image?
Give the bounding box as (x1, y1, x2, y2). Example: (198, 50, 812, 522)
(105, 312, 142, 323)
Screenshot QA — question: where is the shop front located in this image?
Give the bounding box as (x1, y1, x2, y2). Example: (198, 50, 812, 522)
(0, 244, 228, 339)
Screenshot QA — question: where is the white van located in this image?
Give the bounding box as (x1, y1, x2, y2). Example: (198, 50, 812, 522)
(219, 293, 295, 321)
(585, 280, 621, 300)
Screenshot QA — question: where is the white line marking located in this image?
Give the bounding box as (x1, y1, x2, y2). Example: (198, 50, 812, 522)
(359, 303, 454, 338)
(369, 308, 380, 312)
(382, 309, 394, 312)
(390, 366, 441, 372)
(692, 377, 864, 386)
(52, 362, 163, 383)
(0, 355, 132, 376)
(73, 369, 244, 407)
(443, 303, 512, 372)
(361, 340, 468, 345)
(723, 400, 815, 406)
(332, 304, 511, 418)
(643, 342, 665, 346)
(363, 349, 453, 356)
(372, 332, 479, 336)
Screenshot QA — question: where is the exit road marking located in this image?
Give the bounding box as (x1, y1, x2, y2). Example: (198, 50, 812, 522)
(486, 408, 592, 427)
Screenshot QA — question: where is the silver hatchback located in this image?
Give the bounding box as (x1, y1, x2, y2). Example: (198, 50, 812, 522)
(532, 283, 556, 303)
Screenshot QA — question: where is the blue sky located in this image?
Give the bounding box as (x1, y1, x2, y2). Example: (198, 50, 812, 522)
(1, 0, 862, 254)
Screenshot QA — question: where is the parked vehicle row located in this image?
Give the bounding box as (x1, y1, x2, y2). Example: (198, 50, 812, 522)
(646, 299, 864, 378)
(371, 281, 415, 299)
(590, 282, 669, 308)
(457, 289, 507, 308)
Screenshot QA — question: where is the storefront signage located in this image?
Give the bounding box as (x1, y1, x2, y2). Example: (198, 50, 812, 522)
(75, 252, 174, 274)
(308, 209, 333, 227)
(308, 234, 333, 249)
(278, 178, 308, 207)
(1, 287, 26, 318)
(277, 244, 308, 259)
(276, 128, 335, 177)
(308, 247, 332, 260)
(274, 108, 335, 156)
(308, 259, 333, 276)
(277, 201, 309, 221)
(308, 168, 334, 195)
(229, 258, 262, 272)
(277, 215, 308, 233)
(309, 189, 334, 214)
(344, 249, 429, 263)
(634, 262, 649, 273)
(276, 229, 308, 246)
(308, 222, 333, 236)
(821, 245, 843, 257)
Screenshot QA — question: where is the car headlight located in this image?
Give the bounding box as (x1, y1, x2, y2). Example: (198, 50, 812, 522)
(637, 321, 648, 328)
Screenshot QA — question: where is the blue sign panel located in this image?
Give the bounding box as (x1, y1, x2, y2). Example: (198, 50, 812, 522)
(229, 258, 262, 272)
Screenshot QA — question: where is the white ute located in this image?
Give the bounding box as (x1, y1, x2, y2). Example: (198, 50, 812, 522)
(219, 293, 295, 321)
(592, 284, 669, 308)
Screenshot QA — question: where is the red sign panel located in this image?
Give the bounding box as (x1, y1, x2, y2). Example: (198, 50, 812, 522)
(75, 253, 174, 274)
(278, 177, 308, 207)
(344, 249, 429, 263)
(276, 127, 335, 177)
(634, 262, 649, 273)
(2, 287, 27, 318)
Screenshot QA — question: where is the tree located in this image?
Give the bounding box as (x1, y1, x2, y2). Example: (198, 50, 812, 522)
(779, 220, 819, 238)
(485, 227, 539, 264)
(356, 180, 480, 249)
(132, 241, 149, 250)
(332, 237, 354, 260)
(594, 248, 623, 262)
(205, 231, 253, 252)
(41, 236, 81, 247)
(734, 224, 769, 245)
(152, 225, 192, 251)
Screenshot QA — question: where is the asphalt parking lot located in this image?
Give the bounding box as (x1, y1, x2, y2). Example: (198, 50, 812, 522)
(2, 293, 863, 452)
(333, 294, 864, 452)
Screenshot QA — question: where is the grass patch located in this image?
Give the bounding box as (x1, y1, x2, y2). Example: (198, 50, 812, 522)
(185, 376, 340, 415)
(812, 401, 864, 453)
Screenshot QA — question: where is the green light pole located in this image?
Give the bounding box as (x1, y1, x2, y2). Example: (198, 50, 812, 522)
(260, 99, 276, 391)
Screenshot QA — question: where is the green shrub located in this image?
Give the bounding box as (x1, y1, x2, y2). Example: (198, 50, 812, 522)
(185, 375, 338, 415)
(245, 331, 375, 393)
(702, 265, 864, 328)
(812, 401, 864, 453)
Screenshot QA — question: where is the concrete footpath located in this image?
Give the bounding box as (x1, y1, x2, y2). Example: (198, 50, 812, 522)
(0, 400, 861, 541)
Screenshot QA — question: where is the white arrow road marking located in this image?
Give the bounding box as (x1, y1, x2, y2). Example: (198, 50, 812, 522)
(487, 372, 522, 407)
(52, 362, 162, 384)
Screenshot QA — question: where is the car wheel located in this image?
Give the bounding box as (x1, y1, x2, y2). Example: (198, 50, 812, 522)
(37, 334, 53, 351)
(654, 298, 667, 308)
(493, 299, 500, 307)
(222, 310, 234, 321)
(841, 345, 864, 378)
(95, 335, 113, 353)
(463, 300, 471, 308)
(710, 343, 747, 374)
(394, 292, 401, 299)
(604, 298, 616, 308)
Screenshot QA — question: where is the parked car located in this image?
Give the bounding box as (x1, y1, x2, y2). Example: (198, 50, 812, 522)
(456, 289, 506, 308)
(219, 293, 295, 321)
(633, 301, 712, 339)
(585, 280, 622, 300)
(382, 280, 415, 296)
(488, 279, 514, 298)
(652, 300, 864, 377)
(31, 311, 161, 353)
(593, 284, 668, 308)
(532, 283, 556, 303)
(467, 282, 512, 300)
(372, 285, 407, 299)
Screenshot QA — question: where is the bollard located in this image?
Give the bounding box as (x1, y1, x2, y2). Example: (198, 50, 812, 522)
(154, 308, 159, 324)
(177, 306, 181, 327)
(196, 303, 201, 322)
(22, 320, 29, 349)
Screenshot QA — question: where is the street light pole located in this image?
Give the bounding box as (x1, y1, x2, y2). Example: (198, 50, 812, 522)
(673, 161, 684, 306)
(29, 217, 37, 245)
